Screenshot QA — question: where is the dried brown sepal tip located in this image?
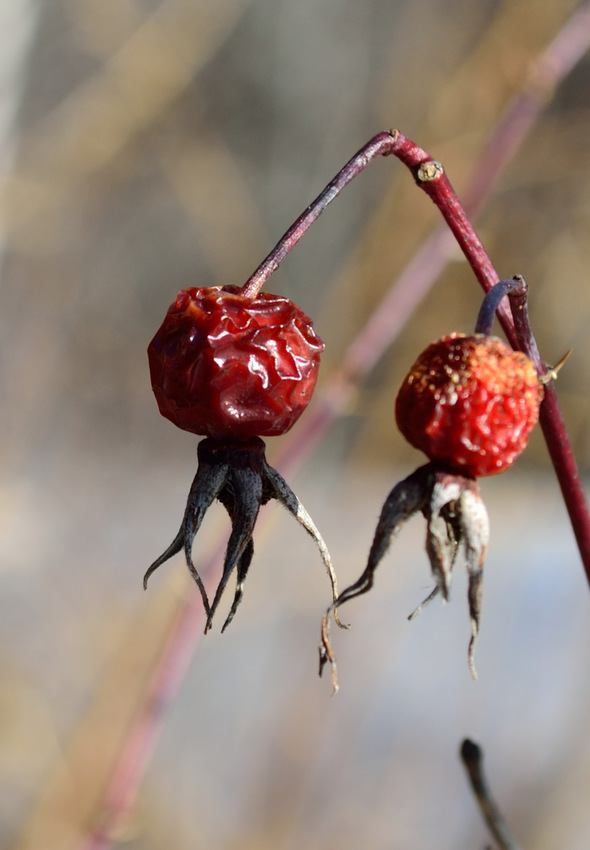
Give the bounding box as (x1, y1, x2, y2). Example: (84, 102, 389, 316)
(320, 464, 489, 692)
(145, 437, 345, 633)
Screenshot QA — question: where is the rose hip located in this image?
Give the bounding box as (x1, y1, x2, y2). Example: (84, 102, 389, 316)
(148, 285, 324, 440)
(395, 333, 543, 477)
(321, 281, 548, 690)
(146, 284, 340, 633)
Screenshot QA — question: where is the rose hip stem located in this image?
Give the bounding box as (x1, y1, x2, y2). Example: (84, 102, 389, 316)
(240, 130, 510, 330)
(241, 131, 501, 311)
(475, 278, 526, 336)
(240, 129, 590, 582)
(241, 131, 399, 299)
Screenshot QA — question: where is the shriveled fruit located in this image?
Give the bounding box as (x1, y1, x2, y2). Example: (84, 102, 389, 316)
(395, 333, 543, 477)
(148, 285, 324, 440)
(146, 285, 339, 629)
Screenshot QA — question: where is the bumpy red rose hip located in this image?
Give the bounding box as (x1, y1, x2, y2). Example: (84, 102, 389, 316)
(148, 285, 324, 440)
(320, 279, 545, 690)
(395, 332, 544, 478)
(146, 284, 342, 633)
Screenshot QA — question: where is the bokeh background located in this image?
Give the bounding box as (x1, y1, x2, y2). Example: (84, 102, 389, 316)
(2, 0, 590, 847)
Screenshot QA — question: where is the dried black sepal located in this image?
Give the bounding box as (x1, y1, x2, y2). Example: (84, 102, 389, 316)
(320, 463, 489, 691)
(145, 437, 342, 633)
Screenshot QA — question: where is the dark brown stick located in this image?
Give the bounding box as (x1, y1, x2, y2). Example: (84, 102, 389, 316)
(461, 739, 524, 850)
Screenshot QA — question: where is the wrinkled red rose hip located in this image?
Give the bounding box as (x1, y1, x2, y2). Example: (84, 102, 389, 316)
(148, 286, 324, 440)
(395, 333, 543, 477)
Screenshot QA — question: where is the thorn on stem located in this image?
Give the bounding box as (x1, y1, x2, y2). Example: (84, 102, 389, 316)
(540, 348, 572, 384)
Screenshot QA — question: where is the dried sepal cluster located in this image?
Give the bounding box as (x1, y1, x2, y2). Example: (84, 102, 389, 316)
(320, 465, 490, 691)
(144, 437, 341, 632)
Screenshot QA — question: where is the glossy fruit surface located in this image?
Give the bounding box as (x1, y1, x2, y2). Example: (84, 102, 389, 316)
(148, 286, 324, 439)
(395, 333, 543, 477)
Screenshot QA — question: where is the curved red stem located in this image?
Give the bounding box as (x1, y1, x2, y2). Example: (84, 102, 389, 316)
(240, 126, 590, 582)
(403, 150, 590, 580)
(241, 131, 401, 299)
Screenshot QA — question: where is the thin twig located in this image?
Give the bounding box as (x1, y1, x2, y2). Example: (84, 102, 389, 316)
(241, 132, 399, 299)
(460, 739, 524, 850)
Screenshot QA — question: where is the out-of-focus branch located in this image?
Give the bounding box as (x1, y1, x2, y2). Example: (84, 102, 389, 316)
(460, 739, 524, 850)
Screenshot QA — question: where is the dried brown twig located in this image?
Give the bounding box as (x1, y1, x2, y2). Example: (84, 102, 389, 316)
(461, 739, 524, 850)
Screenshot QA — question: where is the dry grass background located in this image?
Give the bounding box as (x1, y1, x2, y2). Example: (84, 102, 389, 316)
(1, 0, 590, 848)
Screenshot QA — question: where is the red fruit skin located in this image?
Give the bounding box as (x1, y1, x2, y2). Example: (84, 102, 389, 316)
(395, 333, 544, 477)
(148, 286, 324, 440)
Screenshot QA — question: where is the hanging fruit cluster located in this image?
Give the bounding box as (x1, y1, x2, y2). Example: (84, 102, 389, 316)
(144, 132, 552, 688)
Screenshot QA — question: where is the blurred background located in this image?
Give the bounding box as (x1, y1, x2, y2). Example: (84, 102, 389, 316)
(1, 0, 590, 847)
